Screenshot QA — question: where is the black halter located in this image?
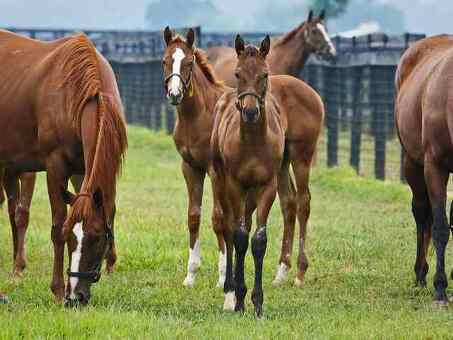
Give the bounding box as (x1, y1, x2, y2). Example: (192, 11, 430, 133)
(66, 226, 114, 283)
(66, 192, 115, 284)
(235, 91, 265, 112)
(164, 54, 196, 97)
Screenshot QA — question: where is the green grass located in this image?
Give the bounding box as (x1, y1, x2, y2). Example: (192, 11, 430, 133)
(1, 126, 453, 339)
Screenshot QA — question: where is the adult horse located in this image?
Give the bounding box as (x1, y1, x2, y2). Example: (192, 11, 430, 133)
(0, 29, 127, 305)
(207, 10, 336, 87)
(395, 34, 453, 305)
(211, 35, 324, 316)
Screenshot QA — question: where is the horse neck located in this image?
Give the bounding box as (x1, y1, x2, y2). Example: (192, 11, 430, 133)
(269, 26, 311, 76)
(176, 65, 221, 124)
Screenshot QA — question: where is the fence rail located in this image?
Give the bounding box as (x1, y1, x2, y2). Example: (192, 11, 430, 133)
(3, 26, 428, 181)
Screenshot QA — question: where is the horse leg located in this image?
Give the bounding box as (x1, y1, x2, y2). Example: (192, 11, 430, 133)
(251, 178, 277, 317)
(289, 143, 313, 286)
(404, 155, 432, 287)
(273, 158, 297, 286)
(3, 170, 20, 274)
(181, 161, 205, 287)
(209, 167, 227, 288)
(424, 159, 449, 305)
(46, 156, 69, 302)
(13, 172, 35, 276)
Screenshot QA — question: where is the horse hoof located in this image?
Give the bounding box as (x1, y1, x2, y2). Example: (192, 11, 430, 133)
(294, 277, 304, 287)
(254, 306, 264, 318)
(433, 299, 449, 309)
(183, 274, 195, 287)
(223, 292, 236, 311)
(13, 268, 24, 278)
(0, 294, 10, 304)
(106, 265, 115, 274)
(272, 263, 289, 286)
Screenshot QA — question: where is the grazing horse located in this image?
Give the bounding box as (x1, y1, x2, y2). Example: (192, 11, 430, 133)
(211, 35, 324, 316)
(208, 10, 336, 87)
(395, 34, 453, 305)
(0, 30, 127, 305)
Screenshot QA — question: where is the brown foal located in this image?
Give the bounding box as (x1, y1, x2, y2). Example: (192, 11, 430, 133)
(208, 10, 336, 87)
(212, 34, 324, 316)
(211, 36, 284, 316)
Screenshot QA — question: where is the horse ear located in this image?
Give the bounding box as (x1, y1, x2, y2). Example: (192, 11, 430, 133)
(164, 26, 173, 46)
(319, 9, 326, 21)
(235, 34, 245, 56)
(186, 28, 195, 48)
(307, 10, 314, 22)
(93, 188, 103, 211)
(62, 188, 76, 206)
(260, 35, 271, 58)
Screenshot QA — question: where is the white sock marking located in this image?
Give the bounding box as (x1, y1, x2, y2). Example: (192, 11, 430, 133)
(223, 291, 236, 311)
(183, 239, 201, 287)
(272, 262, 289, 286)
(216, 251, 226, 288)
(169, 47, 186, 97)
(69, 222, 84, 299)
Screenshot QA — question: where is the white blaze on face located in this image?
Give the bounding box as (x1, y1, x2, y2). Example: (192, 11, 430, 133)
(168, 47, 186, 98)
(69, 222, 84, 299)
(316, 23, 337, 55)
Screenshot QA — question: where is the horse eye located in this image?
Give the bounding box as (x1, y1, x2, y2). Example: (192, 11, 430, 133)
(262, 73, 268, 79)
(234, 72, 239, 79)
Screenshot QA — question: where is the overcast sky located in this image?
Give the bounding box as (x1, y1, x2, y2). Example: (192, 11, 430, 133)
(0, 0, 451, 35)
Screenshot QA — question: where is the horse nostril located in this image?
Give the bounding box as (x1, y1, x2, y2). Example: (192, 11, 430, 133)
(76, 291, 90, 305)
(243, 107, 259, 122)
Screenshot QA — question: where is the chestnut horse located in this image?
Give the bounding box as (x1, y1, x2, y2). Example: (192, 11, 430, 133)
(0, 30, 127, 306)
(208, 10, 336, 87)
(163, 27, 322, 288)
(396, 34, 453, 305)
(211, 35, 324, 316)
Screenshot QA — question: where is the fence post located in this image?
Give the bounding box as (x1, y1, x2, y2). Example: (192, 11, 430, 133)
(325, 66, 339, 167)
(350, 67, 363, 173)
(370, 66, 386, 180)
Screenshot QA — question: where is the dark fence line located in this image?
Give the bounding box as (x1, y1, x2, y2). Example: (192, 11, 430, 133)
(4, 26, 428, 181)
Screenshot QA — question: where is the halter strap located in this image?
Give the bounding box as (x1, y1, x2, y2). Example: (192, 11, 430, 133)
(164, 53, 196, 97)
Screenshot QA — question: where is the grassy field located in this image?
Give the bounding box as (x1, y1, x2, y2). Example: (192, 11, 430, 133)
(1, 126, 453, 339)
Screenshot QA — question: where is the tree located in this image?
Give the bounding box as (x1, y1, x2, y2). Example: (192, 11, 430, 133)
(308, 0, 350, 19)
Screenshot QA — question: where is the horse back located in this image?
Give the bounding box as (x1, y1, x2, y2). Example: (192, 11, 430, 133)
(396, 35, 453, 163)
(269, 75, 324, 145)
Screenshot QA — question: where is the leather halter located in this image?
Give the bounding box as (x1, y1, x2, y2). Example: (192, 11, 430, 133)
(66, 192, 114, 284)
(235, 91, 265, 113)
(164, 53, 196, 97)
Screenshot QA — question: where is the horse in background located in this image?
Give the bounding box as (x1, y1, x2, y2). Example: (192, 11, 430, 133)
(396, 34, 453, 306)
(208, 10, 336, 87)
(0, 29, 127, 305)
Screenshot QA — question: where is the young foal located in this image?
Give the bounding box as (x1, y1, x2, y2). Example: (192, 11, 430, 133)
(212, 34, 325, 316)
(211, 36, 284, 317)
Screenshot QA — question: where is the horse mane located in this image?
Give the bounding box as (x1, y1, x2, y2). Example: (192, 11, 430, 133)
(274, 22, 306, 47)
(171, 35, 224, 88)
(59, 33, 127, 221)
(194, 48, 224, 88)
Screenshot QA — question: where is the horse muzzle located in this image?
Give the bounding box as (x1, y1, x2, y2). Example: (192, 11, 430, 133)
(241, 106, 260, 123)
